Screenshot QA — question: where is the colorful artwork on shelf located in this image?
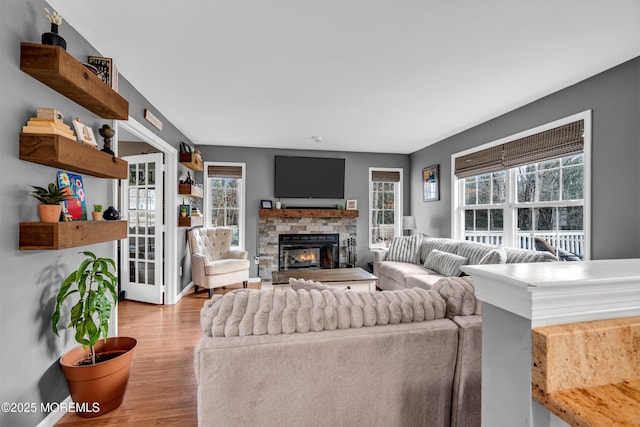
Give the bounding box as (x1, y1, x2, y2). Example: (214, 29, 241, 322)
(57, 171, 87, 220)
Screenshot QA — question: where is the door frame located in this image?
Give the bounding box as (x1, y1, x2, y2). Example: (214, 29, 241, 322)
(115, 116, 179, 305)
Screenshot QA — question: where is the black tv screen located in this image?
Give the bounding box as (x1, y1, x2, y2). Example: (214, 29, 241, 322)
(274, 156, 345, 199)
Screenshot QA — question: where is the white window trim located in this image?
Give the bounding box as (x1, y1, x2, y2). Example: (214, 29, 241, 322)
(368, 167, 403, 249)
(451, 110, 591, 260)
(204, 161, 246, 249)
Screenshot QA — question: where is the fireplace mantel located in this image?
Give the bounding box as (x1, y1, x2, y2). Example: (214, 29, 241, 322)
(259, 209, 358, 218)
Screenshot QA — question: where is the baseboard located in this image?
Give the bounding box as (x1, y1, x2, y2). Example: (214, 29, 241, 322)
(36, 395, 70, 427)
(176, 281, 194, 302)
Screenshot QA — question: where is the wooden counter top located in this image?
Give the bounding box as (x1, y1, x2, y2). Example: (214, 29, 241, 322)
(532, 316, 640, 427)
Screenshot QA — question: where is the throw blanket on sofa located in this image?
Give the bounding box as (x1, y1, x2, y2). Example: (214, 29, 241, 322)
(201, 287, 450, 337)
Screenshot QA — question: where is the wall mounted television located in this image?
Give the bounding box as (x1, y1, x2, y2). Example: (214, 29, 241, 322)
(274, 156, 345, 199)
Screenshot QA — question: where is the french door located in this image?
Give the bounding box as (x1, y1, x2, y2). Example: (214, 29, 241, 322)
(121, 153, 164, 304)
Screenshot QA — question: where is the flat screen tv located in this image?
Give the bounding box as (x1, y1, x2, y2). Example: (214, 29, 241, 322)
(274, 156, 345, 199)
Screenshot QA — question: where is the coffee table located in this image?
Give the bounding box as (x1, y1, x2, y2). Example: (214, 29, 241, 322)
(270, 268, 377, 291)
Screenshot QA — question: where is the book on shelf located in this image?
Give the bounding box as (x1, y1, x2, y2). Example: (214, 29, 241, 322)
(36, 107, 63, 123)
(21, 126, 77, 141)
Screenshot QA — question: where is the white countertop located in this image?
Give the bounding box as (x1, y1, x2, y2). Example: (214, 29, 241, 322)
(461, 258, 640, 326)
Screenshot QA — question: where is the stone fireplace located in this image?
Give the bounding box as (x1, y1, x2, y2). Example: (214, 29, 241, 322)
(258, 208, 358, 280)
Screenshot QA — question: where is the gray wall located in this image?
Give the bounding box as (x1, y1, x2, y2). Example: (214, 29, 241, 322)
(410, 57, 640, 260)
(195, 146, 410, 275)
(0, 1, 194, 424)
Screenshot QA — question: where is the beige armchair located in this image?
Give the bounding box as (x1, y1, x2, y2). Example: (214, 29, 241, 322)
(188, 228, 250, 298)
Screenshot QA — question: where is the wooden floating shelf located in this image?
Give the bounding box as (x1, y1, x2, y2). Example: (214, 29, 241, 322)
(178, 216, 203, 227)
(178, 184, 203, 198)
(259, 209, 359, 218)
(19, 43, 128, 120)
(19, 220, 127, 250)
(20, 133, 128, 178)
(179, 153, 203, 171)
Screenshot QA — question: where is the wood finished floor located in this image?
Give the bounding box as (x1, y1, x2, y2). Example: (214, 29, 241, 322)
(56, 282, 258, 426)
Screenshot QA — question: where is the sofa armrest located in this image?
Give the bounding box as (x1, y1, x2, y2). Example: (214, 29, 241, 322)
(226, 249, 249, 260)
(372, 249, 388, 263)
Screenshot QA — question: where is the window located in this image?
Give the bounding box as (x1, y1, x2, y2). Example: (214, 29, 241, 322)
(369, 168, 403, 248)
(453, 112, 590, 260)
(204, 162, 245, 248)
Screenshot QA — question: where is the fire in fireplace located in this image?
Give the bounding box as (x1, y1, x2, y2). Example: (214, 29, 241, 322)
(279, 233, 339, 270)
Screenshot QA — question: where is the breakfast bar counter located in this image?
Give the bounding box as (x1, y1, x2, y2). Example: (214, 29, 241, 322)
(461, 259, 640, 427)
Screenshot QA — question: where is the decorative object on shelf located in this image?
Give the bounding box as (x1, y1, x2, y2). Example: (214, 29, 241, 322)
(402, 215, 417, 236)
(179, 141, 193, 154)
(72, 118, 97, 147)
(22, 109, 76, 141)
(42, 8, 66, 50)
(261, 200, 273, 209)
(143, 108, 163, 130)
(98, 124, 115, 155)
(103, 206, 120, 221)
(180, 205, 189, 217)
(194, 149, 202, 161)
(52, 251, 137, 417)
(57, 171, 87, 220)
(346, 199, 357, 210)
(275, 201, 282, 209)
(92, 204, 103, 221)
(422, 164, 440, 202)
(87, 56, 113, 87)
(30, 182, 69, 223)
(182, 172, 193, 185)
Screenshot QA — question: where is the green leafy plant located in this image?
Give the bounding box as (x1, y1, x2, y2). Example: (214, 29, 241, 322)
(93, 204, 103, 212)
(31, 183, 69, 205)
(52, 252, 118, 365)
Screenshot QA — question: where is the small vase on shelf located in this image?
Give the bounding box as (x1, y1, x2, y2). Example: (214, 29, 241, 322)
(41, 23, 66, 50)
(103, 206, 120, 221)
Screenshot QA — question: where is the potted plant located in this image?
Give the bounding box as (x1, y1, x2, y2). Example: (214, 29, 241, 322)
(92, 204, 103, 221)
(52, 251, 136, 418)
(31, 183, 68, 223)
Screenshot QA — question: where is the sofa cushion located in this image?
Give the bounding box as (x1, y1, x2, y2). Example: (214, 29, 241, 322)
(204, 258, 251, 275)
(425, 249, 468, 277)
(387, 235, 421, 264)
(405, 274, 445, 290)
(478, 247, 507, 265)
(456, 241, 504, 266)
(377, 261, 438, 286)
(420, 237, 460, 264)
(200, 288, 447, 337)
(431, 276, 478, 318)
(505, 248, 557, 263)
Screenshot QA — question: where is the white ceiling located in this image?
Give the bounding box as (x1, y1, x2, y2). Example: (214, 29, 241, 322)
(48, 0, 640, 154)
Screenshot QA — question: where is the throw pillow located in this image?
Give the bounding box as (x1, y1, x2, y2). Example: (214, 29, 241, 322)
(478, 247, 507, 265)
(424, 249, 468, 277)
(387, 234, 421, 264)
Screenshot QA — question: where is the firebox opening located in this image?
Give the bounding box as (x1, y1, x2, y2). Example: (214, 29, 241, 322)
(279, 233, 339, 271)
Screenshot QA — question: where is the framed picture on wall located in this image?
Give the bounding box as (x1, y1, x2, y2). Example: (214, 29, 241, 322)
(422, 164, 440, 202)
(261, 200, 273, 209)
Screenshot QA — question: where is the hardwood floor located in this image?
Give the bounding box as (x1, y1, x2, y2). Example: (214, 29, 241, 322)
(56, 283, 257, 426)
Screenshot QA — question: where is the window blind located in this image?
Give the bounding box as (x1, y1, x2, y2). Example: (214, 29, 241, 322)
(371, 170, 400, 182)
(207, 165, 243, 179)
(455, 120, 584, 178)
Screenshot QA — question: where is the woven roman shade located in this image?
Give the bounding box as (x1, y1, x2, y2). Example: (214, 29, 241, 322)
(207, 165, 243, 179)
(455, 120, 584, 178)
(371, 170, 400, 182)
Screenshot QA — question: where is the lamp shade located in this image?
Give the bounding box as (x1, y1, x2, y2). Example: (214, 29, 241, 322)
(402, 215, 416, 230)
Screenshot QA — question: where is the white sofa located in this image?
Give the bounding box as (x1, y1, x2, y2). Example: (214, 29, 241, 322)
(374, 236, 557, 291)
(188, 227, 250, 297)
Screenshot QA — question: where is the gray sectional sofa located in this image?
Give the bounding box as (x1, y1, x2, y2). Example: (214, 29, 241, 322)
(374, 236, 557, 291)
(195, 281, 482, 427)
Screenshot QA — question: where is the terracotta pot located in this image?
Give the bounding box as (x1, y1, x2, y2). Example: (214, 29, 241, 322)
(38, 204, 61, 223)
(60, 337, 137, 418)
(92, 212, 103, 221)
